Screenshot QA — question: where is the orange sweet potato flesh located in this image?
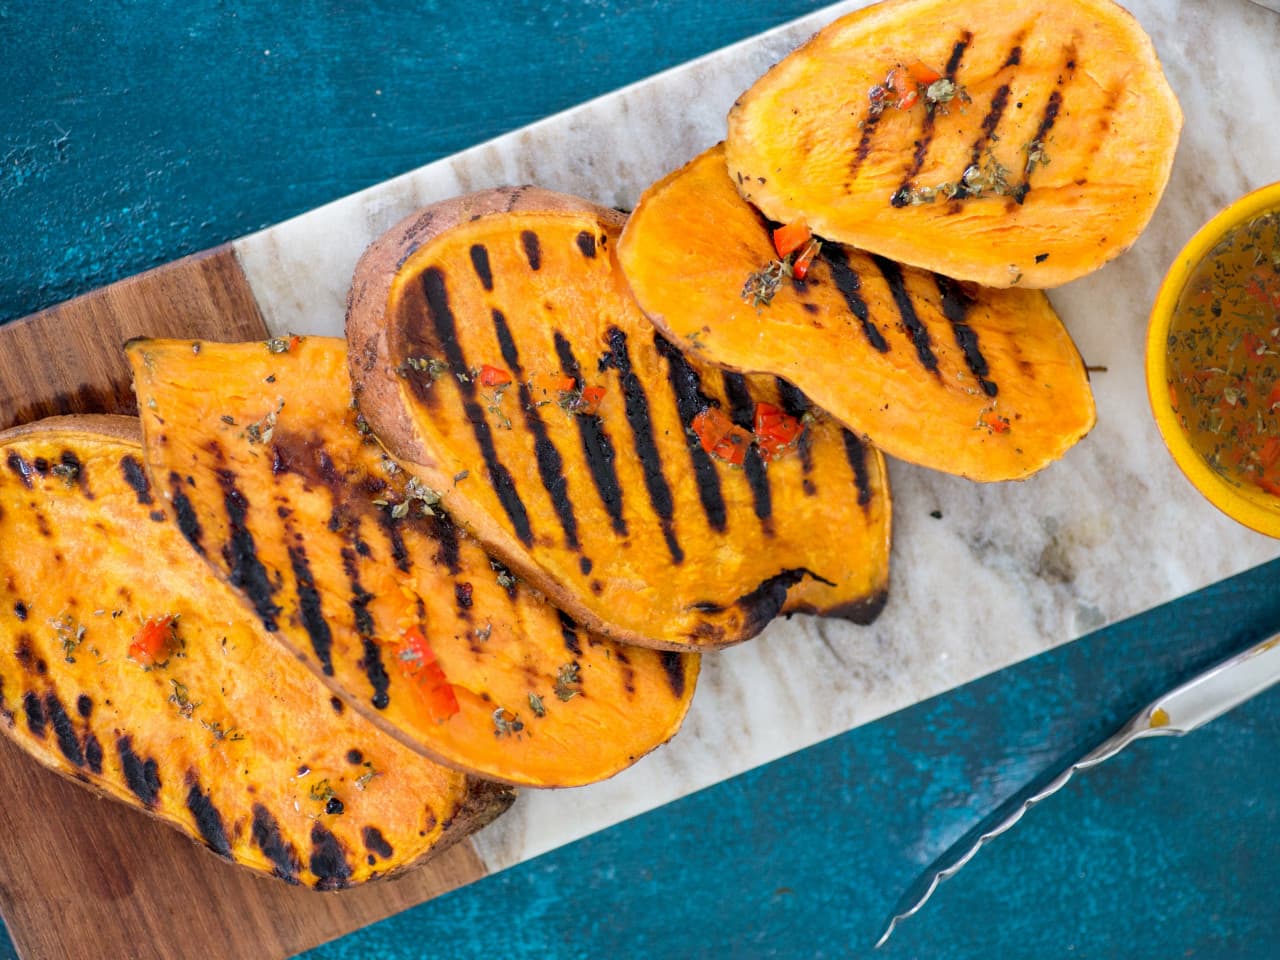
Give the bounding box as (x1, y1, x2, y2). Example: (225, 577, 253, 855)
(345, 187, 892, 649)
(618, 145, 1096, 482)
(127, 337, 696, 788)
(725, 0, 1182, 289)
(0, 416, 510, 887)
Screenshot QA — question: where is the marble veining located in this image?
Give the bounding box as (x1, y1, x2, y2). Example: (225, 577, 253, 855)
(233, 0, 1280, 874)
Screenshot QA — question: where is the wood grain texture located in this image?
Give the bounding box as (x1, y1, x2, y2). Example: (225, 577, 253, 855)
(0, 247, 266, 430)
(0, 248, 489, 960)
(0, 734, 488, 960)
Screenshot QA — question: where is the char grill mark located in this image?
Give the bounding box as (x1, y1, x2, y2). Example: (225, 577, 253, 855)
(431, 511, 462, 574)
(720, 372, 773, 525)
(521, 230, 542, 270)
(363, 826, 395, 860)
(873, 255, 938, 373)
(653, 334, 728, 533)
(491, 308, 581, 551)
(45, 692, 84, 767)
(169, 471, 206, 556)
(658, 651, 686, 699)
(340, 531, 391, 711)
(374, 507, 412, 573)
(734, 568, 828, 638)
(22, 691, 45, 738)
(1013, 89, 1064, 203)
(599, 327, 683, 564)
(842, 431, 874, 508)
(823, 246, 889, 352)
(120, 455, 153, 504)
(558, 609, 582, 656)
(469, 243, 494, 291)
(84, 732, 103, 773)
(951, 82, 1011, 200)
(575, 231, 597, 258)
(554, 332, 627, 536)
(186, 776, 232, 858)
(420, 267, 534, 546)
(287, 541, 335, 676)
(774, 379, 816, 484)
(310, 821, 354, 890)
(850, 109, 882, 178)
(892, 31, 973, 207)
(216, 466, 281, 631)
(252, 803, 302, 884)
(117, 735, 161, 806)
(936, 274, 998, 396)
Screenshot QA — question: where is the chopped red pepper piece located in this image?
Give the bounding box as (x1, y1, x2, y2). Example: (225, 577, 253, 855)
(1256, 475, 1280, 497)
(753, 402, 805, 461)
(906, 60, 943, 86)
(692, 407, 752, 466)
(577, 384, 606, 416)
(129, 615, 176, 666)
(981, 411, 1011, 434)
(478, 364, 513, 387)
(288, 335, 302, 352)
(791, 239, 821, 280)
(772, 219, 812, 259)
(1267, 383, 1280, 410)
(398, 625, 460, 723)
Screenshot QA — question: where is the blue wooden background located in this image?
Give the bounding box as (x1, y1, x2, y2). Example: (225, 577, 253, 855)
(4, 2, 1279, 957)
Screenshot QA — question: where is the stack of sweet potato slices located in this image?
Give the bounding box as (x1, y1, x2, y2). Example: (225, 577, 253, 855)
(0, 0, 1179, 886)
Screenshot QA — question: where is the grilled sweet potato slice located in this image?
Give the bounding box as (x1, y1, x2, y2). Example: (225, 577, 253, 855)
(0, 416, 510, 886)
(725, 0, 1181, 289)
(127, 337, 696, 787)
(618, 144, 1095, 481)
(345, 187, 892, 649)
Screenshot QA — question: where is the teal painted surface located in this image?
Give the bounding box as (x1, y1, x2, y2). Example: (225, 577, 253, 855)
(4, 2, 1280, 958)
(298, 559, 1280, 959)
(0, 0, 827, 324)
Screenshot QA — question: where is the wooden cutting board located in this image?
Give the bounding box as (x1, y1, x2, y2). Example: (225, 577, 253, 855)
(0, 248, 489, 960)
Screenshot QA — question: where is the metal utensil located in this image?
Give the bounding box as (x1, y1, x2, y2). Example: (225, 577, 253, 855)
(876, 630, 1280, 948)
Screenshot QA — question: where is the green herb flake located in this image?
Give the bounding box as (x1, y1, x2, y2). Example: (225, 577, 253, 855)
(554, 662, 582, 702)
(169, 679, 201, 719)
(492, 707, 524, 738)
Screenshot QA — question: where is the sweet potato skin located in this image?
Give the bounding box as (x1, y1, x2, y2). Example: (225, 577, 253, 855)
(0, 416, 511, 887)
(618, 144, 1095, 481)
(128, 338, 698, 787)
(725, 0, 1182, 288)
(346, 188, 892, 648)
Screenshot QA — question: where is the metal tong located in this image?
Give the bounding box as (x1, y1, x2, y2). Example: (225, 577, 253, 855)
(877, 629, 1280, 947)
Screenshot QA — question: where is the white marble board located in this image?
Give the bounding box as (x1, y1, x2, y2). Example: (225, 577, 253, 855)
(233, 0, 1280, 873)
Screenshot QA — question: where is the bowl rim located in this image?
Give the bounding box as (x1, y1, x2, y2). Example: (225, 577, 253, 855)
(1146, 180, 1280, 538)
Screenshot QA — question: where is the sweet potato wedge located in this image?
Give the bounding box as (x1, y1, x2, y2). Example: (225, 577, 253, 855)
(345, 187, 892, 649)
(127, 337, 697, 787)
(617, 144, 1095, 481)
(0, 416, 510, 887)
(724, 0, 1181, 288)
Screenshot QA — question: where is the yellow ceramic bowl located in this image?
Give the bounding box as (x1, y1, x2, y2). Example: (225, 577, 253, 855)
(1147, 181, 1280, 537)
